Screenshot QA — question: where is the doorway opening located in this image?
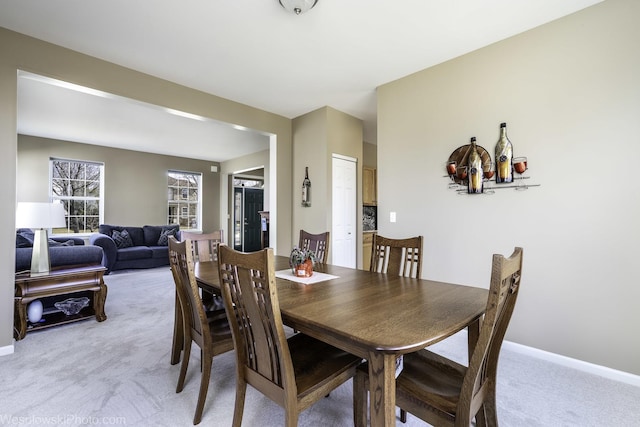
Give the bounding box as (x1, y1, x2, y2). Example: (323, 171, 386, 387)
(232, 175, 264, 252)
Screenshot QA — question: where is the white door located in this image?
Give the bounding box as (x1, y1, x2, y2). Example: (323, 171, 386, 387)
(331, 155, 357, 268)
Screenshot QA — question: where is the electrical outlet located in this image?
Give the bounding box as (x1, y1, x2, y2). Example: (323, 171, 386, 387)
(390, 212, 396, 223)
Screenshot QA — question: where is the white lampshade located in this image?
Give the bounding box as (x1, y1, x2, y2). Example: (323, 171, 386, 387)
(279, 0, 318, 15)
(16, 202, 67, 274)
(16, 202, 66, 229)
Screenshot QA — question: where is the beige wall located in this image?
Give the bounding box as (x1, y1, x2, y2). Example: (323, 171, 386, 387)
(292, 107, 363, 264)
(377, 0, 640, 375)
(363, 142, 377, 168)
(0, 27, 293, 352)
(17, 135, 223, 231)
(326, 108, 364, 266)
(292, 108, 330, 240)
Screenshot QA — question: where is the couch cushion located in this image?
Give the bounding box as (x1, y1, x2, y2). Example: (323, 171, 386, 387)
(51, 236, 85, 246)
(143, 225, 179, 246)
(50, 245, 103, 267)
(116, 246, 153, 261)
(112, 229, 134, 249)
(148, 246, 170, 259)
(48, 239, 75, 247)
(15, 245, 103, 272)
(16, 229, 81, 248)
(99, 225, 145, 247)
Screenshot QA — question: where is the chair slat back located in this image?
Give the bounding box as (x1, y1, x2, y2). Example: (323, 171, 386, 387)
(181, 230, 224, 262)
(168, 236, 211, 349)
(299, 230, 330, 264)
(370, 235, 423, 278)
(218, 245, 294, 394)
(461, 247, 523, 416)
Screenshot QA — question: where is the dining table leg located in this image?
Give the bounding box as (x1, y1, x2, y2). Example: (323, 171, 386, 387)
(467, 317, 480, 363)
(170, 291, 183, 365)
(367, 351, 397, 427)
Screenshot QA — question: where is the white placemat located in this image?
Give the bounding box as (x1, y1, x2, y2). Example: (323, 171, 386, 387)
(275, 269, 339, 285)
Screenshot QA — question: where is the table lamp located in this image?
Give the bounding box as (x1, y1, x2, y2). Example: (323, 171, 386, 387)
(16, 202, 66, 274)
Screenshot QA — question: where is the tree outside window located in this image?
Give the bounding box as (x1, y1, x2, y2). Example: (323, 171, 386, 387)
(50, 158, 104, 234)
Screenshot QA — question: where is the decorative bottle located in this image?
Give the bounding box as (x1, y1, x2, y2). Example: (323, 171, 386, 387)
(495, 122, 513, 183)
(301, 167, 311, 207)
(467, 137, 483, 194)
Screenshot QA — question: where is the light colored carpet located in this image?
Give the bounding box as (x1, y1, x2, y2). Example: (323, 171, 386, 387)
(1, 267, 639, 426)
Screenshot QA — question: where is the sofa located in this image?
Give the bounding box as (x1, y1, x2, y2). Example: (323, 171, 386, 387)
(90, 224, 180, 274)
(15, 228, 104, 273)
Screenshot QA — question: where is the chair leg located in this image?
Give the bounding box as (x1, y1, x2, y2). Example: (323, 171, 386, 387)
(176, 338, 192, 393)
(476, 405, 488, 427)
(232, 378, 247, 427)
(400, 408, 407, 423)
(285, 410, 299, 427)
(201, 289, 214, 309)
(353, 370, 368, 427)
(193, 355, 212, 425)
(478, 384, 498, 427)
(171, 293, 183, 365)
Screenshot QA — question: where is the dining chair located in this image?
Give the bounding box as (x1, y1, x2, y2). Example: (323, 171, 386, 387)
(298, 229, 330, 264)
(217, 244, 362, 427)
(354, 247, 524, 427)
(168, 236, 235, 425)
(370, 234, 423, 278)
(171, 230, 226, 365)
(181, 230, 224, 262)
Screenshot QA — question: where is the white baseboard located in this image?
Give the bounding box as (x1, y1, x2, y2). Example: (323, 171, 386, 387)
(502, 340, 640, 387)
(0, 342, 15, 356)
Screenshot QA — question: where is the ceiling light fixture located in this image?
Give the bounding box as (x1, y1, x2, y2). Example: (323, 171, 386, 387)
(279, 0, 318, 15)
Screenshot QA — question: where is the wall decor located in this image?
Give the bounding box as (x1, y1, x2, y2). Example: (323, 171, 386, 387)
(445, 139, 493, 194)
(444, 123, 540, 194)
(301, 166, 311, 207)
(495, 122, 514, 183)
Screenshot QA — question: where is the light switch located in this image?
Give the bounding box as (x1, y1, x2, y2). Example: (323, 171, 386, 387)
(390, 212, 396, 223)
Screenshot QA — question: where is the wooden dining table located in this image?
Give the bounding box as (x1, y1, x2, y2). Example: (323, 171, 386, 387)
(191, 256, 488, 427)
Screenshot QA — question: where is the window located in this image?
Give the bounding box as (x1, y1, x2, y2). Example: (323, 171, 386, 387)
(50, 158, 104, 234)
(168, 170, 201, 230)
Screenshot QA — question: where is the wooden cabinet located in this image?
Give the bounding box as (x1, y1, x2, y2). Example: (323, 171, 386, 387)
(363, 167, 377, 206)
(14, 265, 107, 340)
(363, 232, 375, 271)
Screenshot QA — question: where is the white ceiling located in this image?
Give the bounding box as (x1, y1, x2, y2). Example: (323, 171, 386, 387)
(1, 0, 602, 161)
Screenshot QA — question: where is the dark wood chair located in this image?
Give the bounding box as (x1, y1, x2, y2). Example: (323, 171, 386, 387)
(168, 236, 234, 425)
(354, 247, 524, 427)
(171, 231, 225, 365)
(370, 234, 423, 278)
(366, 234, 423, 421)
(298, 229, 330, 264)
(217, 245, 362, 427)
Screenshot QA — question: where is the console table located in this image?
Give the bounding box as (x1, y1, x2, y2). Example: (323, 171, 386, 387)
(14, 265, 108, 340)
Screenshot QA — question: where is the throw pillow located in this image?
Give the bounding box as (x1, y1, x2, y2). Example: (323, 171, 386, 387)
(157, 228, 177, 246)
(16, 232, 34, 248)
(112, 229, 134, 249)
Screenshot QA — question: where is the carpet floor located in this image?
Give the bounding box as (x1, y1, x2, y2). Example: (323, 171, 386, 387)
(1, 266, 639, 426)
